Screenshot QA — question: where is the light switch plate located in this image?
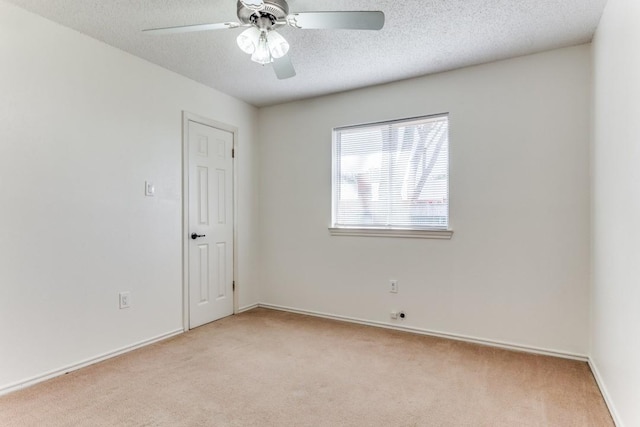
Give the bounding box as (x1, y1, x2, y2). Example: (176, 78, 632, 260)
(145, 181, 155, 197)
(119, 291, 131, 309)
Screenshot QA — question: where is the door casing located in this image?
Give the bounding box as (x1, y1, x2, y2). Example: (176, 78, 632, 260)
(182, 111, 238, 330)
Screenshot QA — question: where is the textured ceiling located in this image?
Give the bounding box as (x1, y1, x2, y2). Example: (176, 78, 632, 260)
(6, 0, 607, 107)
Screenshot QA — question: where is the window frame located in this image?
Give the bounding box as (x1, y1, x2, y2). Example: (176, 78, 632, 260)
(329, 113, 453, 239)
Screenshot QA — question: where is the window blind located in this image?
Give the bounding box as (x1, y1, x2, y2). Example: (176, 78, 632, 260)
(332, 114, 449, 230)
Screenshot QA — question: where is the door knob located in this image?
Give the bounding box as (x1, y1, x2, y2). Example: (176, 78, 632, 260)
(191, 233, 206, 240)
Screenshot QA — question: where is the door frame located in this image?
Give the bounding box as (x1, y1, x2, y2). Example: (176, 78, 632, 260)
(182, 111, 238, 331)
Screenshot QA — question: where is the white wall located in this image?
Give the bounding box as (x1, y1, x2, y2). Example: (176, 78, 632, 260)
(591, 0, 640, 425)
(0, 1, 259, 391)
(258, 45, 592, 356)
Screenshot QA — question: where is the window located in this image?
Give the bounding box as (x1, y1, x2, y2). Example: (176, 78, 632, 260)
(331, 114, 451, 239)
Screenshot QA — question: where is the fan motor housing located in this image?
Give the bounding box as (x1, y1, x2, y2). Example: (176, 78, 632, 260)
(237, 0, 289, 27)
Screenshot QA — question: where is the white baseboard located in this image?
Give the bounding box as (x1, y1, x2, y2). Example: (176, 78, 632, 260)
(0, 328, 184, 396)
(588, 358, 622, 426)
(4, 307, 617, 423)
(257, 303, 589, 362)
(237, 303, 259, 314)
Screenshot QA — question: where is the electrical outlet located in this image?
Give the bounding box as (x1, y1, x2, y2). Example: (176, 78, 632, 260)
(389, 279, 398, 293)
(119, 291, 131, 309)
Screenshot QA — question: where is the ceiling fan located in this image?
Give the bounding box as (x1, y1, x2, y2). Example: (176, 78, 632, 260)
(143, 0, 385, 80)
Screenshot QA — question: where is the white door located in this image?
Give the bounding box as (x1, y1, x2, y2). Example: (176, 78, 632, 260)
(187, 119, 234, 328)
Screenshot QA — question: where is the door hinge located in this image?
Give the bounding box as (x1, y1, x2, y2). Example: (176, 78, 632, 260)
(232, 148, 235, 158)
(232, 281, 235, 291)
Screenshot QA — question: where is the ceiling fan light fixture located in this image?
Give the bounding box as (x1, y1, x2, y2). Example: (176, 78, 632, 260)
(267, 30, 289, 59)
(251, 31, 273, 65)
(236, 26, 260, 54)
(239, 28, 289, 64)
(145, 0, 385, 80)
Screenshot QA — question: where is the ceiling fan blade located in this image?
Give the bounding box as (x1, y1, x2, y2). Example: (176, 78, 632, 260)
(142, 22, 243, 35)
(287, 11, 384, 30)
(273, 55, 296, 80)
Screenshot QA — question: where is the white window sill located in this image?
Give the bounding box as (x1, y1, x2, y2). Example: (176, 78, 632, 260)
(328, 227, 453, 239)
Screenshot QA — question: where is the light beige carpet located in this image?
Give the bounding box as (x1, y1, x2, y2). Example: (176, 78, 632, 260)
(1, 308, 613, 426)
